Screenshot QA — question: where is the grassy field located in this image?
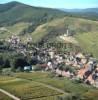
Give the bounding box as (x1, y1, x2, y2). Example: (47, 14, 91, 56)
(75, 32, 98, 59)
(0, 75, 63, 100)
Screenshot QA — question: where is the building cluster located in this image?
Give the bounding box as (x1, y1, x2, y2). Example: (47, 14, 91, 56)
(7, 35, 20, 45)
(6, 35, 33, 56)
(31, 48, 98, 87)
(4, 35, 98, 87)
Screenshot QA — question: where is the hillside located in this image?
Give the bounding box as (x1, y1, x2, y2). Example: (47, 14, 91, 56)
(75, 32, 98, 58)
(0, 1, 67, 26)
(30, 17, 98, 41)
(0, 1, 98, 59)
(0, 15, 98, 58)
(0, 1, 98, 27)
(30, 17, 98, 58)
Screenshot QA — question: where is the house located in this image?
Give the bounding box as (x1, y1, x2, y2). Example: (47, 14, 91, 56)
(24, 66, 32, 71)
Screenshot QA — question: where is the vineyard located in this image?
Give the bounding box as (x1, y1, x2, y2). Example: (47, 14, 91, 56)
(14, 72, 98, 100)
(14, 72, 91, 94)
(0, 72, 98, 100)
(0, 75, 63, 100)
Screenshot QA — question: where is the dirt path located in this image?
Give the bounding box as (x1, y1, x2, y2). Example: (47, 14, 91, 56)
(0, 89, 20, 100)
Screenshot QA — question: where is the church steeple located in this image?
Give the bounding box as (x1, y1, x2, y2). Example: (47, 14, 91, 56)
(66, 29, 69, 36)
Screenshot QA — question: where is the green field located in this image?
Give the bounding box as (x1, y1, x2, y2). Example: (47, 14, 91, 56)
(0, 72, 98, 100)
(0, 75, 63, 100)
(14, 72, 98, 100)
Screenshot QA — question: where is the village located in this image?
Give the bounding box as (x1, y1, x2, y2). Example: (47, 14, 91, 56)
(0, 33, 97, 88)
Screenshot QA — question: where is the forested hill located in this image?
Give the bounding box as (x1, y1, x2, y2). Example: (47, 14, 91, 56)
(0, 1, 68, 26)
(0, 1, 98, 27)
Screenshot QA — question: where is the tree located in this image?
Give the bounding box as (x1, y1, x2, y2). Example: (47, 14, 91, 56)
(0, 56, 4, 68)
(13, 57, 29, 70)
(3, 59, 10, 68)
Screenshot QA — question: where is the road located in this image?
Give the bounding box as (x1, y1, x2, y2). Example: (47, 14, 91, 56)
(0, 88, 20, 100)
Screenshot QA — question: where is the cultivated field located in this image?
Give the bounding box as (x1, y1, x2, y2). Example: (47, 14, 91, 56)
(0, 75, 63, 100)
(0, 72, 98, 100)
(14, 72, 98, 100)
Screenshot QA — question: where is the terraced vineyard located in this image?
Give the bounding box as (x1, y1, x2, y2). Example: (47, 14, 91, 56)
(0, 75, 63, 100)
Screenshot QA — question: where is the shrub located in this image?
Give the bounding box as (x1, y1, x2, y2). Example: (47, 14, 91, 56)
(2, 68, 14, 76)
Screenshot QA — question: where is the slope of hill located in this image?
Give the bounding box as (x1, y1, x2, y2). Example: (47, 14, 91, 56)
(0, 1, 98, 27)
(1, 16, 98, 58)
(30, 17, 98, 58)
(0, 1, 20, 12)
(0, 1, 67, 26)
(30, 17, 98, 41)
(0, 1, 98, 58)
(75, 32, 98, 58)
